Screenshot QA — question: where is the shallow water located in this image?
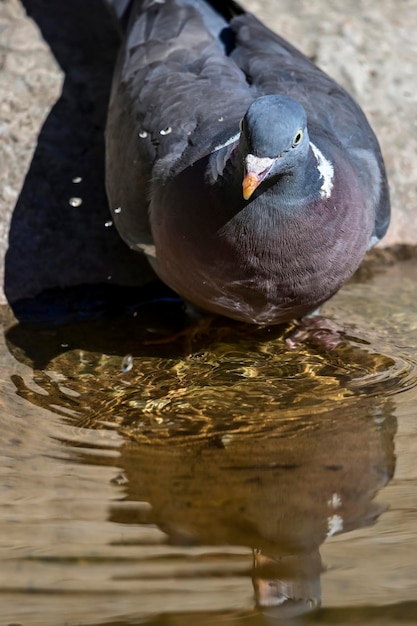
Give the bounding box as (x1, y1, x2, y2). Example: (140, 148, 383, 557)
(1, 257, 417, 626)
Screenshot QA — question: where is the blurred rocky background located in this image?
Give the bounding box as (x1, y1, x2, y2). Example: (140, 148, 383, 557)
(1, 0, 416, 306)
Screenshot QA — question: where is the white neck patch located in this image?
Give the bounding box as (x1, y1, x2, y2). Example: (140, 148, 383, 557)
(310, 142, 334, 199)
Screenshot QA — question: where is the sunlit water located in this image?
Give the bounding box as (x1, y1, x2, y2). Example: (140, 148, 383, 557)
(1, 257, 417, 626)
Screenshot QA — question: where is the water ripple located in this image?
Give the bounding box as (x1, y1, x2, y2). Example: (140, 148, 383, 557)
(6, 318, 416, 444)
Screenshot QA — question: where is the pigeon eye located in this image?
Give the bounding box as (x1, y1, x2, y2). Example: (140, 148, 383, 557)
(292, 130, 303, 147)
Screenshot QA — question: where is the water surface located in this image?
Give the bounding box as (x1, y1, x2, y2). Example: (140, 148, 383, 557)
(1, 256, 417, 626)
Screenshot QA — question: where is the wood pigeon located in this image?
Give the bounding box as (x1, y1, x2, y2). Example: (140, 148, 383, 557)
(105, 0, 390, 325)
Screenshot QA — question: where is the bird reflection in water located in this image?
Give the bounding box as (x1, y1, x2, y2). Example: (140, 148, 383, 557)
(111, 395, 396, 618)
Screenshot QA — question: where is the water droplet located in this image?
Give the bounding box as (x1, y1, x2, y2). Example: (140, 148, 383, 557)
(138, 130, 148, 138)
(72, 176, 82, 183)
(221, 434, 233, 447)
(69, 197, 82, 207)
(114, 207, 122, 214)
(107, 275, 112, 281)
(104, 220, 113, 228)
(218, 116, 224, 122)
(121, 354, 133, 373)
(111, 473, 129, 485)
(160, 126, 172, 136)
(61, 343, 69, 348)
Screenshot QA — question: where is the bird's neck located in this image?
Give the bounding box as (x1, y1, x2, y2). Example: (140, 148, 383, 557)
(217, 141, 330, 213)
(269, 146, 327, 211)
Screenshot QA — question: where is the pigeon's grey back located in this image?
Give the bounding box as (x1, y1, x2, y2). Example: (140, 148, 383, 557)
(105, 0, 389, 253)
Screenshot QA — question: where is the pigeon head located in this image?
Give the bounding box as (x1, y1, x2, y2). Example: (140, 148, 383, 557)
(240, 95, 309, 200)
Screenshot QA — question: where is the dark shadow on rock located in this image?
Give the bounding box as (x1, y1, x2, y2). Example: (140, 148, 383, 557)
(5, 0, 154, 316)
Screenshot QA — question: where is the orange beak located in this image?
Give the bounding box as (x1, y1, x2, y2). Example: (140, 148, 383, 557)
(242, 172, 262, 201)
(242, 154, 276, 200)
